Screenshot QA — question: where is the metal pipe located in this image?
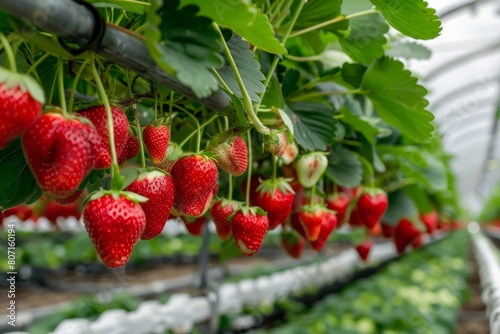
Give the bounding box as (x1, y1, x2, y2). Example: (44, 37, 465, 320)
(0, 0, 231, 111)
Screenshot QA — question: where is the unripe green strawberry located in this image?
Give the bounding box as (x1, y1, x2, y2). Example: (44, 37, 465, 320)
(209, 136, 248, 176)
(264, 130, 287, 156)
(280, 142, 299, 165)
(125, 169, 174, 240)
(77, 105, 129, 169)
(296, 152, 328, 188)
(210, 199, 239, 241)
(0, 67, 44, 149)
(143, 120, 170, 164)
(230, 207, 268, 256)
(83, 192, 146, 268)
(256, 178, 295, 230)
(22, 113, 101, 199)
(171, 154, 218, 217)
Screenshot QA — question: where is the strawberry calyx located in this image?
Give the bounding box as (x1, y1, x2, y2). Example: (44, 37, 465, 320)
(228, 205, 266, 221)
(84, 189, 149, 206)
(300, 203, 334, 215)
(0, 66, 45, 104)
(256, 177, 295, 197)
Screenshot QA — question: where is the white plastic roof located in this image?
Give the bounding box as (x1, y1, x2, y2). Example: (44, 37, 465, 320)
(408, 0, 500, 213)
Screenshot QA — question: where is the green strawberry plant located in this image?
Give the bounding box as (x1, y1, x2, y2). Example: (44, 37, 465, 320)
(0, 0, 462, 266)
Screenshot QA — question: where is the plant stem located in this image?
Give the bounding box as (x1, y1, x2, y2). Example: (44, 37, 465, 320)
(0, 33, 16, 72)
(272, 155, 277, 183)
(90, 53, 120, 181)
(67, 59, 90, 112)
(284, 54, 324, 62)
(289, 9, 379, 38)
(57, 58, 69, 117)
(255, 0, 307, 111)
(133, 104, 147, 168)
(212, 23, 270, 136)
(228, 175, 233, 201)
(288, 89, 363, 102)
(26, 52, 50, 75)
(358, 155, 375, 188)
(245, 130, 253, 207)
(168, 90, 174, 117)
(211, 68, 233, 93)
(311, 184, 317, 205)
(170, 103, 201, 152)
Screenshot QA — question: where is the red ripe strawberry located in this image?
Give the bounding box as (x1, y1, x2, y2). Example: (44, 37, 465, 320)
(77, 105, 129, 169)
(210, 136, 248, 176)
(2, 205, 33, 221)
(83, 192, 146, 268)
(411, 234, 423, 249)
(298, 205, 332, 242)
(143, 120, 170, 164)
(125, 169, 174, 240)
(355, 240, 373, 261)
(394, 218, 421, 254)
(348, 208, 363, 226)
(42, 200, 81, 224)
(381, 223, 395, 238)
(296, 152, 328, 188)
(230, 207, 268, 256)
(156, 141, 183, 173)
(356, 190, 388, 229)
(118, 133, 139, 165)
(0, 68, 44, 149)
(23, 113, 101, 199)
(281, 229, 305, 259)
(338, 186, 362, 200)
(310, 210, 337, 252)
(210, 199, 239, 241)
(325, 193, 349, 226)
(264, 130, 287, 156)
(171, 154, 218, 217)
(256, 178, 295, 230)
(290, 212, 307, 239)
(419, 210, 438, 235)
(181, 215, 207, 236)
(51, 189, 83, 205)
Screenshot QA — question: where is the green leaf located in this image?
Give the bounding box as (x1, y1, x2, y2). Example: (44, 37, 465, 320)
(386, 41, 432, 60)
(378, 145, 428, 168)
(370, 0, 442, 40)
(146, 0, 223, 98)
(382, 189, 418, 225)
(0, 139, 42, 209)
(284, 102, 336, 152)
(217, 34, 265, 102)
(341, 63, 367, 89)
(417, 153, 448, 192)
(337, 0, 389, 63)
(361, 57, 435, 142)
(326, 144, 363, 187)
(87, 0, 145, 13)
(293, 0, 348, 33)
(0, 11, 14, 34)
(219, 238, 242, 262)
(339, 107, 379, 145)
(179, 0, 286, 54)
(404, 184, 433, 214)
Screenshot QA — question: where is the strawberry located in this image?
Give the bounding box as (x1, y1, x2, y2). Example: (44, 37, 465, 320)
(381, 223, 395, 238)
(156, 141, 183, 174)
(117, 133, 139, 165)
(83, 192, 146, 268)
(170, 154, 218, 217)
(348, 208, 363, 226)
(338, 186, 362, 200)
(325, 193, 349, 226)
(143, 120, 170, 164)
(210, 199, 239, 241)
(51, 189, 83, 205)
(280, 142, 299, 165)
(296, 152, 328, 188)
(42, 200, 81, 224)
(22, 113, 101, 199)
(298, 204, 329, 241)
(355, 240, 373, 262)
(264, 130, 287, 156)
(310, 210, 337, 252)
(77, 105, 129, 169)
(181, 215, 206, 236)
(230, 207, 268, 256)
(2, 205, 33, 221)
(209, 135, 248, 176)
(125, 168, 174, 240)
(419, 210, 438, 235)
(290, 212, 307, 239)
(0, 67, 44, 149)
(281, 229, 305, 259)
(411, 234, 423, 249)
(256, 178, 295, 230)
(356, 190, 388, 229)
(394, 218, 421, 254)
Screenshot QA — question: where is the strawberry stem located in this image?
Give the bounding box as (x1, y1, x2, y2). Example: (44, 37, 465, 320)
(245, 130, 253, 207)
(358, 155, 375, 188)
(272, 155, 277, 183)
(178, 113, 219, 149)
(26, 52, 50, 75)
(90, 52, 122, 189)
(133, 104, 147, 168)
(228, 174, 233, 201)
(67, 59, 90, 112)
(311, 184, 317, 205)
(212, 23, 270, 136)
(57, 58, 69, 117)
(0, 33, 16, 72)
(169, 103, 202, 152)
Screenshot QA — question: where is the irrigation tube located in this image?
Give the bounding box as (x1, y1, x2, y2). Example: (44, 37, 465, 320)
(0, 0, 230, 111)
(470, 227, 500, 333)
